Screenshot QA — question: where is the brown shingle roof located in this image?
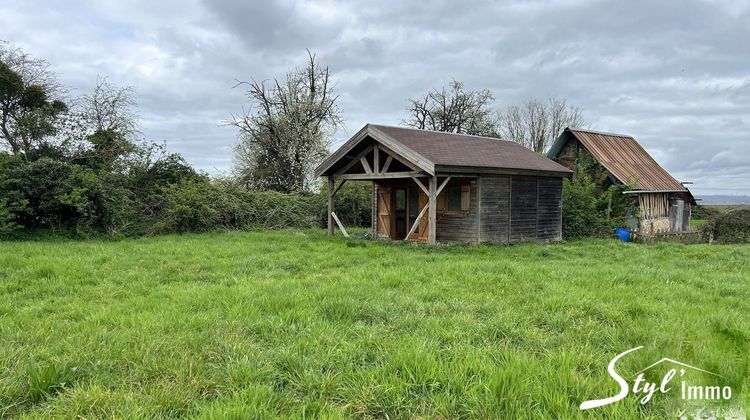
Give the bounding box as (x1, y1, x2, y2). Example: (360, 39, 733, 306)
(551, 128, 687, 192)
(370, 124, 571, 174)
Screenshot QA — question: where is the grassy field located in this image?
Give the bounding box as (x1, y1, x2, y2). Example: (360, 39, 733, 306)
(0, 231, 748, 418)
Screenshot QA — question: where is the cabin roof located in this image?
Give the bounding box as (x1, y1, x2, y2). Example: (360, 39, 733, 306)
(548, 127, 690, 194)
(315, 124, 572, 177)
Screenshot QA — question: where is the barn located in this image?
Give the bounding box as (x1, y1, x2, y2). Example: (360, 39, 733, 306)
(547, 128, 696, 234)
(314, 124, 572, 244)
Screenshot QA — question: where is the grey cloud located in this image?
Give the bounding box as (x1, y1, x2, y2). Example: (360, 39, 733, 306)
(1, 0, 748, 195)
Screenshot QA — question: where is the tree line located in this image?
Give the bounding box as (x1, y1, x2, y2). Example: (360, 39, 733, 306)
(0, 44, 618, 238)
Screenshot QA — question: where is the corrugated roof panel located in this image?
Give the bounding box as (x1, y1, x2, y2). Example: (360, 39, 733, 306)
(568, 129, 687, 192)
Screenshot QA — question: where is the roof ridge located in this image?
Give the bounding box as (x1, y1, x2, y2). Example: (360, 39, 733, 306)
(567, 127, 634, 138)
(369, 123, 509, 142)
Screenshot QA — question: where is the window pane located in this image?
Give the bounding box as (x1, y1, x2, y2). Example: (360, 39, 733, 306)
(395, 189, 406, 210)
(448, 185, 461, 211)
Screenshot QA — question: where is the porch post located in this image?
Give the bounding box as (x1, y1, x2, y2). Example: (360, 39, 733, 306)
(428, 175, 437, 244)
(327, 176, 334, 236)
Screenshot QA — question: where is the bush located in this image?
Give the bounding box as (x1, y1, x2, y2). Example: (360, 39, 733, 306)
(148, 178, 325, 234)
(691, 205, 720, 220)
(706, 209, 750, 244)
(562, 177, 609, 240)
(0, 147, 330, 238)
(319, 182, 372, 228)
(0, 198, 16, 234)
(0, 156, 131, 234)
(561, 155, 637, 240)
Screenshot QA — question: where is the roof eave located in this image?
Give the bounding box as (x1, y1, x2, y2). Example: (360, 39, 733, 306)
(435, 164, 572, 177)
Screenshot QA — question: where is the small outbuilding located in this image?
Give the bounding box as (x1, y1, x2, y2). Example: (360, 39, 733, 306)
(314, 124, 572, 244)
(547, 128, 696, 234)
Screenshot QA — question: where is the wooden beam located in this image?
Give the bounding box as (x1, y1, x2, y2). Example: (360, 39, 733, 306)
(428, 175, 437, 244)
(381, 155, 393, 173)
(331, 212, 349, 238)
(334, 171, 425, 180)
(436, 176, 452, 196)
(327, 176, 334, 236)
(404, 203, 429, 241)
(411, 176, 429, 195)
(336, 145, 374, 175)
(332, 179, 347, 197)
(377, 143, 423, 173)
(373, 145, 379, 174)
(360, 156, 372, 174)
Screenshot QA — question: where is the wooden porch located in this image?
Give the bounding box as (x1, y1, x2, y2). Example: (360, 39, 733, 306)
(325, 141, 452, 244)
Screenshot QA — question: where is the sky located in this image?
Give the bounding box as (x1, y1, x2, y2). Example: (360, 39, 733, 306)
(2, 0, 749, 196)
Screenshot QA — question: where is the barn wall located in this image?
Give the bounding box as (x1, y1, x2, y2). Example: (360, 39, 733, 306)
(554, 136, 578, 170)
(436, 179, 479, 243)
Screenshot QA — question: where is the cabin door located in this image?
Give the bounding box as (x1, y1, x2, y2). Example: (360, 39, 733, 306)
(376, 187, 391, 238)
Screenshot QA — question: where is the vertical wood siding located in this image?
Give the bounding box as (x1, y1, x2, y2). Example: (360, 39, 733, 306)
(478, 175, 511, 243)
(537, 177, 563, 241)
(478, 175, 562, 244)
(510, 176, 539, 242)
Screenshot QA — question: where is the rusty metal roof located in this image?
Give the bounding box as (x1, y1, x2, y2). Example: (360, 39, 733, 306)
(548, 128, 688, 192)
(370, 124, 572, 174)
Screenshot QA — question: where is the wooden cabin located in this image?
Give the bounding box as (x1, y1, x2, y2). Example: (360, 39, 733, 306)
(314, 124, 572, 244)
(547, 128, 696, 234)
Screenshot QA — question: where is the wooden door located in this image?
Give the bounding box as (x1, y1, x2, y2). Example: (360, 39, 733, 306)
(376, 187, 391, 238)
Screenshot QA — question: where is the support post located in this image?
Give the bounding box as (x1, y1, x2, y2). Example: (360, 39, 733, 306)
(428, 175, 437, 244)
(327, 176, 334, 236)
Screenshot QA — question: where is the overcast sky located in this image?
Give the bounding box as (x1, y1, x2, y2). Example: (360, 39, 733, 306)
(3, 0, 749, 195)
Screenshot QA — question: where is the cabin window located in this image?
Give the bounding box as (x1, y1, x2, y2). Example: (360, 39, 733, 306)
(445, 183, 471, 212)
(447, 186, 461, 211)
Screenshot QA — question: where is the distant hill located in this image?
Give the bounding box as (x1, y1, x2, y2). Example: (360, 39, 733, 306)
(698, 195, 750, 205)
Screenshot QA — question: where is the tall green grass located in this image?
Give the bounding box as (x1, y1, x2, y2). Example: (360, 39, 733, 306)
(0, 230, 747, 418)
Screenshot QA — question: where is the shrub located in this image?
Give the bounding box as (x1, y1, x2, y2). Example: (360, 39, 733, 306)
(562, 177, 609, 240)
(148, 178, 325, 234)
(561, 154, 638, 240)
(0, 157, 131, 234)
(319, 181, 372, 228)
(691, 205, 720, 220)
(706, 209, 750, 244)
(149, 178, 223, 233)
(0, 198, 16, 234)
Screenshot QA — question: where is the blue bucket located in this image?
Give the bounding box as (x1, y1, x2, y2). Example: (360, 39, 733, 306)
(615, 227, 631, 242)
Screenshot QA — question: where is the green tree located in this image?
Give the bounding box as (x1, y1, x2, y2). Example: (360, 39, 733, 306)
(229, 51, 340, 193)
(0, 43, 68, 155)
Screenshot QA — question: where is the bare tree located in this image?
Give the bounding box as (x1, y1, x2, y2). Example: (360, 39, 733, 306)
(499, 96, 586, 153)
(404, 80, 500, 137)
(81, 77, 139, 139)
(228, 51, 341, 193)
